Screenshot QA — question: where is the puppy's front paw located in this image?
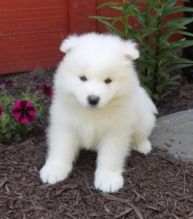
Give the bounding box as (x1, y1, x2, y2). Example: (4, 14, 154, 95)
(40, 162, 71, 184)
(94, 169, 124, 193)
(136, 139, 152, 155)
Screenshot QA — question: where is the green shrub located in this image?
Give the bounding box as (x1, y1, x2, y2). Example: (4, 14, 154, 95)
(92, 0, 193, 102)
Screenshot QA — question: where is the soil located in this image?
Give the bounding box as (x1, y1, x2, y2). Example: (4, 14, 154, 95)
(0, 69, 193, 219)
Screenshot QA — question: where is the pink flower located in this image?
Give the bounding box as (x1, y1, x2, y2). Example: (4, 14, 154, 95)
(12, 99, 36, 124)
(39, 83, 52, 98)
(0, 105, 3, 117)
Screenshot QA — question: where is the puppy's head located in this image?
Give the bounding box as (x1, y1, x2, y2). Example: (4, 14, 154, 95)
(56, 33, 139, 109)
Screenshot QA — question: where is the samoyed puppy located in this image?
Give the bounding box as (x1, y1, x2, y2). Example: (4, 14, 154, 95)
(40, 33, 157, 193)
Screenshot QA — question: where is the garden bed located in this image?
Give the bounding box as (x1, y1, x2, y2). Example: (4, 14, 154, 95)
(1, 69, 193, 219)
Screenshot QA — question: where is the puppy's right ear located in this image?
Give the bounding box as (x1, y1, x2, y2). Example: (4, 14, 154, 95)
(60, 35, 78, 53)
(124, 41, 139, 60)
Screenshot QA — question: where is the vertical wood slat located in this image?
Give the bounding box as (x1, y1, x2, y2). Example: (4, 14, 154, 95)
(0, 0, 68, 74)
(68, 0, 96, 34)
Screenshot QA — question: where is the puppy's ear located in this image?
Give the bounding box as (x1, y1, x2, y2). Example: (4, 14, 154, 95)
(124, 41, 139, 60)
(60, 35, 78, 53)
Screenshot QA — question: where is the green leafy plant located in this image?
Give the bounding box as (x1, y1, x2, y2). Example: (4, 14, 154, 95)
(0, 87, 50, 144)
(92, 0, 193, 102)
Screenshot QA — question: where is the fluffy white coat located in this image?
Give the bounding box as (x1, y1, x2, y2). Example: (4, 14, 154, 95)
(40, 33, 157, 193)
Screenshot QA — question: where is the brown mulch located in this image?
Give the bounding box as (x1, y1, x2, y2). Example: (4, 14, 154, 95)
(0, 68, 54, 98)
(158, 80, 193, 116)
(1, 69, 193, 218)
(0, 136, 193, 219)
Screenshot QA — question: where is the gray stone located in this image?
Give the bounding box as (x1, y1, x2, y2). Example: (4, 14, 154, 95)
(150, 109, 193, 161)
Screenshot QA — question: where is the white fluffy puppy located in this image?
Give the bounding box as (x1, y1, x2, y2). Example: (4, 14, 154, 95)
(40, 33, 157, 193)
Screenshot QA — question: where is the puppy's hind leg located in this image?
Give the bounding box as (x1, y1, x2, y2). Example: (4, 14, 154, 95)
(131, 112, 155, 155)
(131, 121, 154, 155)
(132, 135, 152, 155)
(40, 123, 79, 185)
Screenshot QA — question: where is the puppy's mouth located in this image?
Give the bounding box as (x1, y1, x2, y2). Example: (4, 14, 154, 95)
(87, 104, 99, 109)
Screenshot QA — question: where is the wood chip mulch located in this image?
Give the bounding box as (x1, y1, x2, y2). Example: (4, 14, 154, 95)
(158, 80, 193, 116)
(0, 136, 193, 219)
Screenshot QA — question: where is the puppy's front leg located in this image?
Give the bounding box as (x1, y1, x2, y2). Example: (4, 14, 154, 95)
(40, 125, 78, 184)
(94, 134, 130, 193)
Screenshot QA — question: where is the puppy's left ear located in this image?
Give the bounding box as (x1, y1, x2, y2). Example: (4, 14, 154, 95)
(124, 41, 139, 60)
(60, 35, 78, 53)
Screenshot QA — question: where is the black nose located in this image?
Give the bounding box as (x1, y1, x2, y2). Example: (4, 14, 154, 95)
(87, 95, 100, 106)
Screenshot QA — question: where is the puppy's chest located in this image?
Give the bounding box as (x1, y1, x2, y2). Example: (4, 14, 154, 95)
(77, 122, 102, 150)
(72, 109, 131, 150)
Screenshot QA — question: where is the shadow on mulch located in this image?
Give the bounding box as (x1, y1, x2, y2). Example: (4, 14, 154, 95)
(0, 136, 193, 219)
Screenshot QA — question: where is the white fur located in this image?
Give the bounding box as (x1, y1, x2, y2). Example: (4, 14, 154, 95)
(40, 33, 157, 193)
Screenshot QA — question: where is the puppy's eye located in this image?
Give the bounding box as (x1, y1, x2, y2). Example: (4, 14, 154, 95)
(79, 75, 88, 81)
(104, 78, 112, 84)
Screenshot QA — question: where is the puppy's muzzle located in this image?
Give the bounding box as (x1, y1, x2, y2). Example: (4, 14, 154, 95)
(87, 95, 100, 106)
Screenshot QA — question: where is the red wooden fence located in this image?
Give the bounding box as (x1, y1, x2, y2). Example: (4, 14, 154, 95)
(0, 0, 102, 74)
(0, 0, 182, 74)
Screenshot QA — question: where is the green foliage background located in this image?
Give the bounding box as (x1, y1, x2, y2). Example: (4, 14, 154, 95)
(92, 0, 193, 102)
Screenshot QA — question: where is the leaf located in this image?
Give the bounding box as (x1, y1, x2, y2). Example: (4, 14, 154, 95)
(164, 0, 177, 7)
(111, 16, 122, 25)
(145, 0, 160, 8)
(179, 30, 193, 38)
(169, 63, 193, 71)
(160, 28, 179, 41)
(123, 4, 140, 15)
(90, 15, 115, 21)
(170, 40, 193, 50)
(111, 5, 124, 11)
(165, 18, 193, 29)
(162, 6, 193, 17)
(140, 27, 157, 37)
(90, 16, 123, 36)
(96, 1, 120, 9)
